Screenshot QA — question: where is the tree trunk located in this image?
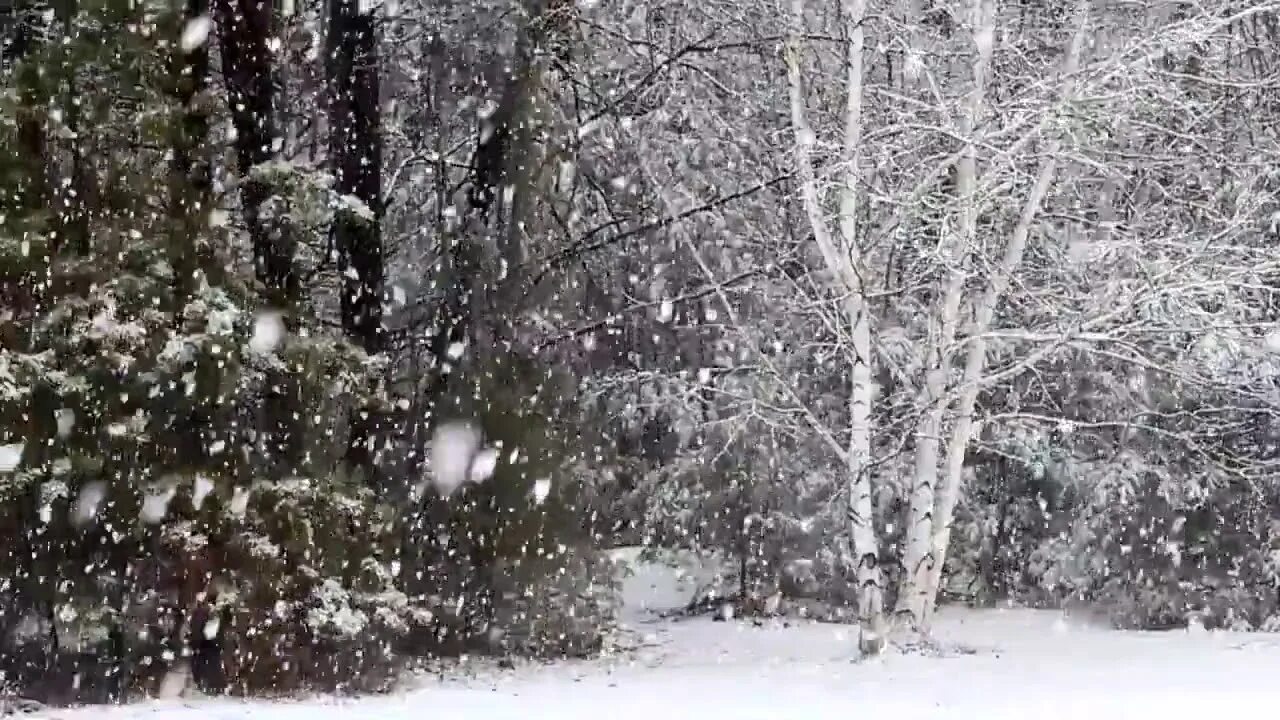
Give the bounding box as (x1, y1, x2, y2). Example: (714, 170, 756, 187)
(165, 0, 215, 681)
(327, 0, 383, 354)
(54, 1, 89, 255)
(327, 0, 383, 479)
(214, 0, 293, 303)
(921, 1, 1090, 625)
(898, 0, 996, 627)
(167, 0, 212, 309)
(785, 0, 884, 656)
(214, 0, 304, 481)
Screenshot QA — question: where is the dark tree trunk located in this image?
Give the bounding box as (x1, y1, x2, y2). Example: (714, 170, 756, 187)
(1, 1, 48, 340)
(165, 0, 213, 681)
(327, 0, 383, 354)
(429, 0, 564, 407)
(327, 0, 383, 477)
(168, 0, 212, 307)
(214, 2, 304, 482)
(213, 0, 294, 304)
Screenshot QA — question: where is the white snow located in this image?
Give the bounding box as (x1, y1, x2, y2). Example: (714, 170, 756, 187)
(28, 550, 1280, 720)
(249, 311, 286, 355)
(423, 421, 496, 497)
(468, 447, 499, 484)
(229, 486, 251, 517)
(532, 477, 552, 504)
(0, 442, 23, 472)
(179, 16, 212, 52)
(306, 579, 369, 639)
(192, 474, 215, 510)
(140, 485, 177, 524)
(71, 481, 108, 527)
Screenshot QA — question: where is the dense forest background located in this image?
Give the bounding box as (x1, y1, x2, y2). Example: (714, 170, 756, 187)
(1, 0, 1279, 705)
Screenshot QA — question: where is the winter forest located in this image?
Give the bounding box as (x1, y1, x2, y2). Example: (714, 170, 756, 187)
(1, 0, 1279, 714)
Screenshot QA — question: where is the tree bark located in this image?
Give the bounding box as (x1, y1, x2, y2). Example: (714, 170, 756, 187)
(213, 0, 306, 482)
(898, 0, 996, 627)
(167, 0, 213, 304)
(922, 1, 1090, 625)
(785, 0, 884, 656)
(164, 0, 213, 681)
(327, 0, 383, 354)
(214, 0, 294, 303)
(327, 0, 383, 478)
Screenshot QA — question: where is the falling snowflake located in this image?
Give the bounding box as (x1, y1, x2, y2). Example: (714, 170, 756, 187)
(157, 661, 191, 699)
(533, 478, 552, 505)
(71, 481, 108, 528)
(0, 442, 23, 472)
(903, 49, 925, 81)
(1264, 332, 1280, 354)
(179, 16, 212, 52)
(229, 486, 251, 517)
(202, 615, 221, 640)
(140, 485, 177, 524)
(54, 408, 75, 438)
(469, 447, 499, 484)
(424, 421, 498, 497)
(249, 311, 286, 355)
(192, 474, 215, 510)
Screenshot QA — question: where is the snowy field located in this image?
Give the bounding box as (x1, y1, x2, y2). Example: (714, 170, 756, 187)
(29, 549, 1280, 720)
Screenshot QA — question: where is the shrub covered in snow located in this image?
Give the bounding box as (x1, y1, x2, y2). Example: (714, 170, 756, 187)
(947, 427, 1280, 633)
(490, 546, 623, 658)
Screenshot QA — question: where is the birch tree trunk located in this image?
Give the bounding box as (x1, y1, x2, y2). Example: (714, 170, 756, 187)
(920, 1, 1091, 625)
(785, 0, 884, 655)
(898, 0, 995, 626)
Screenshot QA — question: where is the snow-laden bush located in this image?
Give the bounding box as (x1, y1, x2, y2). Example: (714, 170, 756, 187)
(491, 547, 622, 657)
(992, 454, 1280, 632)
(208, 473, 435, 695)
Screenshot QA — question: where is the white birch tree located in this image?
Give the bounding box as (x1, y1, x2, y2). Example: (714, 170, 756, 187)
(900, 0, 1093, 627)
(784, 0, 886, 655)
(897, 0, 997, 625)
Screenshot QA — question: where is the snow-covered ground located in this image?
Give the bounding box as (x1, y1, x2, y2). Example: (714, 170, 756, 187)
(30, 550, 1280, 720)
